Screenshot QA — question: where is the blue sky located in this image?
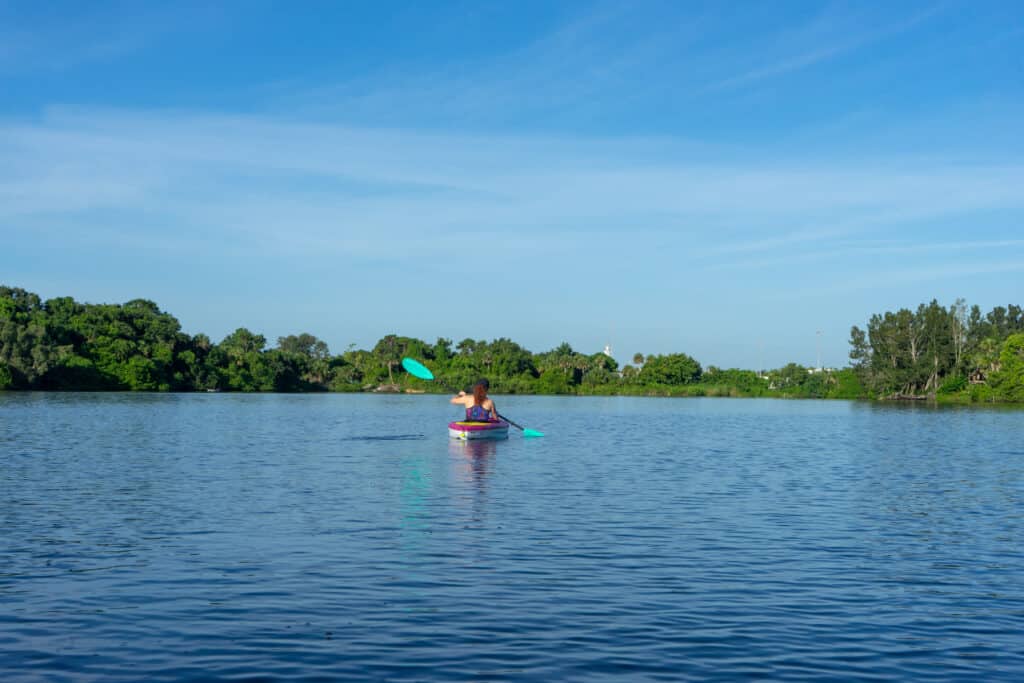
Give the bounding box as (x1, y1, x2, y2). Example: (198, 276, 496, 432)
(2, 1, 1022, 369)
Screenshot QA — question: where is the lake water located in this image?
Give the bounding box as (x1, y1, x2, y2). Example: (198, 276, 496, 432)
(2, 393, 1023, 681)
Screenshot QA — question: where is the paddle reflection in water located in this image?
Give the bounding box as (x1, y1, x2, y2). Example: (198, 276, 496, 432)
(398, 453, 433, 536)
(340, 434, 426, 441)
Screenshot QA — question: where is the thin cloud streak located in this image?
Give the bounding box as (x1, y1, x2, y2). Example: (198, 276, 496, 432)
(817, 260, 1024, 294)
(706, 2, 947, 92)
(281, 2, 711, 125)
(0, 4, 196, 74)
(699, 240, 1024, 274)
(3, 109, 1024, 270)
(270, 1, 951, 128)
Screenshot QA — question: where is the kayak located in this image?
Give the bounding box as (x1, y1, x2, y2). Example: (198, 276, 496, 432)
(448, 420, 510, 441)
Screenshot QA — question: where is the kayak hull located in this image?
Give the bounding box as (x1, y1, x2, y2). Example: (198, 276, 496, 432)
(448, 420, 510, 440)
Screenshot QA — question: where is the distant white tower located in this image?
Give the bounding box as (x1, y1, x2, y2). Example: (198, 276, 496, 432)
(603, 344, 613, 358)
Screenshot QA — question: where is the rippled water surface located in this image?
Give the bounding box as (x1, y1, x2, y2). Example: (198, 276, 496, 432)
(2, 393, 1023, 681)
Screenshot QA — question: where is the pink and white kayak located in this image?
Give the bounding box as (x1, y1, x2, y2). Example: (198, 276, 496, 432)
(448, 420, 510, 441)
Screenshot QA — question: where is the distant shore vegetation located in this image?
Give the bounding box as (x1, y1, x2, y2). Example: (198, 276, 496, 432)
(1, 286, 1022, 403)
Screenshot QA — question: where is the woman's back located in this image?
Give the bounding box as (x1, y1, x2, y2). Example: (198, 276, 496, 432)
(465, 399, 495, 422)
(452, 379, 496, 422)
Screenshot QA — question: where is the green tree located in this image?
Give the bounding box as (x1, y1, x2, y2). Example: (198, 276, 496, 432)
(0, 319, 67, 387)
(433, 337, 453, 361)
(992, 333, 1024, 402)
(277, 333, 329, 359)
(120, 355, 161, 390)
(639, 353, 702, 385)
(536, 342, 581, 384)
(486, 338, 537, 378)
(374, 334, 402, 384)
(950, 297, 968, 371)
(221, 328, 266, 361)
(0, 287, 68, 387)
(535, 368, 573, 394)
(590, 352, 618, 373)
(217, 329, 271, 391)
(372, 335, 430, 385)
(277, 333, 331, 387)
(849, 326, 869, 373)
(968, 337, 1001, 384)
(917, 300, 953, 394)
(329, 359, 364, 391)
(775, 363, 809, 389)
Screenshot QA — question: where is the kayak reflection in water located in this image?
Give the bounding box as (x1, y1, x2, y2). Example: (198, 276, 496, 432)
(451, 378, 497, 422)
(450, 439, 497, 482)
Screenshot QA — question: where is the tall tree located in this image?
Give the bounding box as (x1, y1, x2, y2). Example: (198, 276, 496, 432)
(373, 335, 428, 384)
(639, 353, 702, 385)
(992, 333, 1024, 402)
(950, 298, 968, 371)
(221, 328, 266, 362)
(277, 333, 329, 360)
(848, 326, 869, 371)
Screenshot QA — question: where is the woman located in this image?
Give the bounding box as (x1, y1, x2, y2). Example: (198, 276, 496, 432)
(451, 378, 498, 422)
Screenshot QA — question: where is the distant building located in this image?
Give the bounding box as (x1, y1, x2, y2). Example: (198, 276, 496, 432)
(603, 344, 613, 358)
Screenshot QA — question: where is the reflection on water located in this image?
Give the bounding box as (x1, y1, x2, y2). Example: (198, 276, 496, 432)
(448, 438, 498, 476)
(341, 434, 426, 441)
(399, 453, 432, 533)
(448, 439, 497, 523)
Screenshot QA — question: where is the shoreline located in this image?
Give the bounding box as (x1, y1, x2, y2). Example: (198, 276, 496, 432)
(3, 387, 1020, 407)
(3, 286, 1020, 405)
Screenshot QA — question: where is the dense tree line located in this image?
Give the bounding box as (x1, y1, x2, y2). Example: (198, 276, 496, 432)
(849, 299, 1024, 402)
(2, 286, 1021, 402)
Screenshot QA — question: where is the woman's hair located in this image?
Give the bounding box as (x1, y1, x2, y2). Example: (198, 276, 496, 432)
(472, 379, 488, 405)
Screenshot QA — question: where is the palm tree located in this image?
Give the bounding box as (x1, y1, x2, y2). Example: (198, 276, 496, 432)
(633, 352, 644, 366)
(573, 352, 592, 379)
(373, 335, 401, 384)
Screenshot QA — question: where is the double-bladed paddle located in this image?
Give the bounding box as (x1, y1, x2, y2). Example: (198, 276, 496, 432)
(401, 357, 545, 438)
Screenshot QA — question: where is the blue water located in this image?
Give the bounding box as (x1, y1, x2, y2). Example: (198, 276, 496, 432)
(2, 393, 1023, 681)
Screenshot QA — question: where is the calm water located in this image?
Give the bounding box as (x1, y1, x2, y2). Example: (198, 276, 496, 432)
(2, 393, 1023, 682)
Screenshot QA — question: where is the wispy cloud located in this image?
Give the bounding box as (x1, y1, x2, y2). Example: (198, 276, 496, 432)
(274, 2, 712, 127)
(261, 1, 951, 129)
(705, 3, 947, 92)
(817, 260, 1024, 295)
(3, 107, 1023, 270)
(700, 239, 1024, 275)
(0, 4, 220, 73)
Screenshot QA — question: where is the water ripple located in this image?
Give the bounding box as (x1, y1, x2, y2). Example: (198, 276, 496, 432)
(1, 393, 1023, 681)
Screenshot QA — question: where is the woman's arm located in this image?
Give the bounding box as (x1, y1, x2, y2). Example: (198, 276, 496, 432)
(450, 391, 467, 405)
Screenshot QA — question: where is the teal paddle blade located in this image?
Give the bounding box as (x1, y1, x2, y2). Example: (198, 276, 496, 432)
(497, 413, 544, 438)
(401, 357, 434, 381)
